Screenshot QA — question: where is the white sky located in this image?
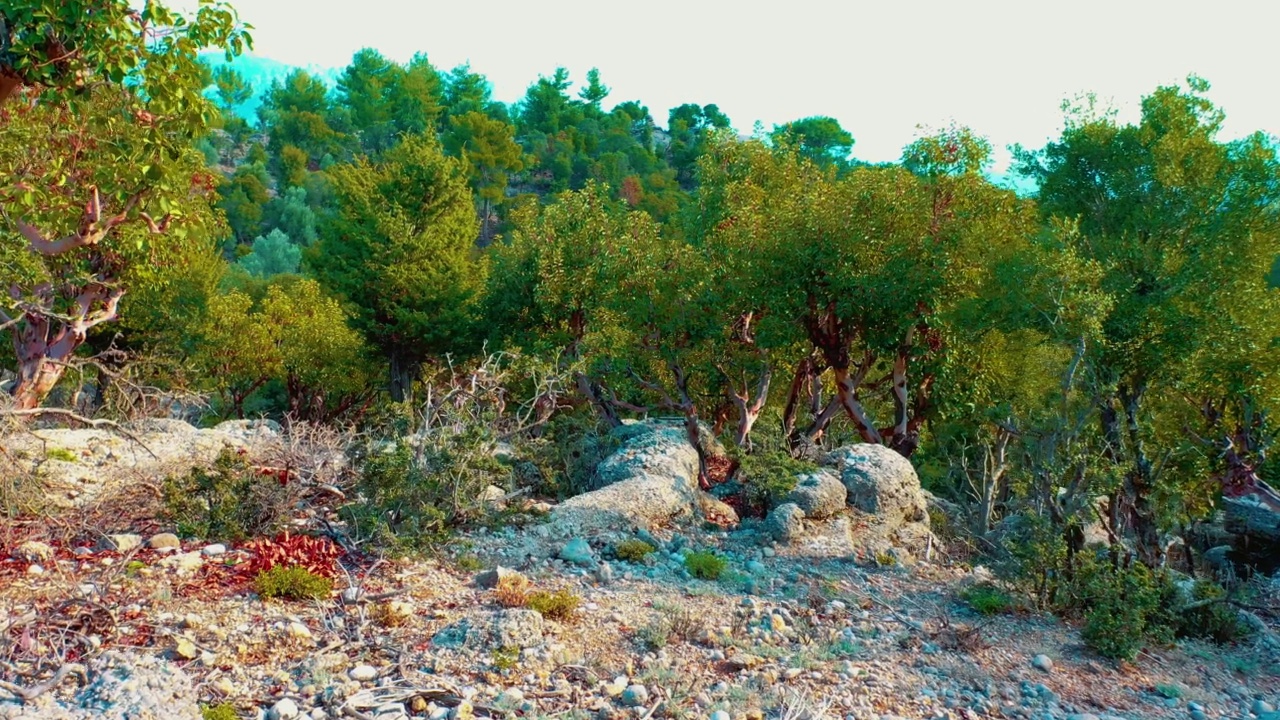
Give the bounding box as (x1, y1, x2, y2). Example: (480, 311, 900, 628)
(210, 0, 1280, 172)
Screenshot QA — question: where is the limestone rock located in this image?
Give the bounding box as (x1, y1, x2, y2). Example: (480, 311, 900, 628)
(15, 540, 54, 563)
(100, 534, 142, 553)
(147, 533, 181, 550)
(824, 444, 927, 527)
(783, 471, 847, 519)
(767, 503, 806, 543)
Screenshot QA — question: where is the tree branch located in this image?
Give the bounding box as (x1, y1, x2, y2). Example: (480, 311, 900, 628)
(13, 188, 141, 256)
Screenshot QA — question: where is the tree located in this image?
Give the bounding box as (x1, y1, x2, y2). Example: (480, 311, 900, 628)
(309, 134, 482, 401)
(668, 103, 731, 188)
(578, 68, 610, 108)
(239, 229, 301, 277)
(337, 48, 403, 155)
(1015, 77, 1280, 566)
(443, 111, 525, 244)
(262, 186, 318, 246)
(0, 1, 249, 409)
(770, 116, 854, 169)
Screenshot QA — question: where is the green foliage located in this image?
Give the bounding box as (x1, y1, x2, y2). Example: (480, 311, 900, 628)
(238, 229, 301, 277)
(490, 645, 520, 671)
(162, 448, 297, 542)
(254, 565, 333, 601)
(614, 539, 656, 563)
(1177, 581, 1251, 644)
(201, 703, 239, 720)
(734, 452, 815, 515)
(1154, 684, 1183, 700)
(526, 589, 581, 621)
(1072, 560, 1178, 660)
(959, 583, 1015, 616)
(44, 447, 77, 462)
(517, 412, 619, 499)
(683, 551, 726, 580)
(770, 115, 855, 168)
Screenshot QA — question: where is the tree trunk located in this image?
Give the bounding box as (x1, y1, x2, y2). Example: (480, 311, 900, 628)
(388, 351, 417, 404)
(1116, 384, 1163, 567)
(833, 365, 883, 444)
(10, 315, 76, 410)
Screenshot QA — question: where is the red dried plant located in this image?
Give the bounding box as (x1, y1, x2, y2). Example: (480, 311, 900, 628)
(242, 531, 341, 579)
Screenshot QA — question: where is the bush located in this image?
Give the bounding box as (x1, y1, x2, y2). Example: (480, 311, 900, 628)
(684, 551, 727, 580)
(519, 411, 619, 499)
(526, 589, 580, 621)
(163, 447, 299, 541)
(1074, 560, 1177, 661)
(960, 583, 1016, 616)
(734, 451, 816, 516)
(494, 574, 531, 608)
(614, 539, 656, 563)
(254, 565, 333, 601)
(1177, 581, 1250, 644)
(202, 704, 238, 720)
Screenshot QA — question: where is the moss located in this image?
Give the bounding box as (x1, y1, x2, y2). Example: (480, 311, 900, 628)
(254, 565, 333, 601)
(45, 447, 78, 462)
(201, 704, 239, 720)
(684, 551, 726, 580)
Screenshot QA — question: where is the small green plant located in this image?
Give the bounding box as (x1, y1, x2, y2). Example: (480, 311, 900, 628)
(1154, 684, 1183, 700)
(526, 589, 580, 621)
(45, 447, 78, 462)
(614, 539, 656, 563)
(734, 451, 817, 515)
(1176, 581, 1251, 644)
(163, 447, 297, 541)
(491, 645, 520, 671)
(455, 552, 485, 572)
(960, 583, 1015, 616)
(254, 565, 333, 601)
(874, 550, 897, 567)
(684, 551, 727, 580)
(1076, 561, 1177, 661)
(125, 560, 147, 577)
(636, 619, 670, 650)
(201, 703, 239, 720)
(816, 638, 862, 660)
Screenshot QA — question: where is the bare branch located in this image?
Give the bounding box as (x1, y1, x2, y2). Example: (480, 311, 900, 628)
(13, 188, 141, 256)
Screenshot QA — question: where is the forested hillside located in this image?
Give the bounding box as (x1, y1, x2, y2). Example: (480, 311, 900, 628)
(3, 3, 1280, 697)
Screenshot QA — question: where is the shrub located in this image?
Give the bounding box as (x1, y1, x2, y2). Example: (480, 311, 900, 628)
(491, 645, 520, 671)
(254, 565, 333, 601)
(526, 589, 580, 621)
(960, 583, 1015, 616)
(614, 539, 656, 563)
(519, 412, 619, 498)
(636, 620, 670, 650)
(684, 551, 727, 580)
(494, 574, 532, 608)
(1177, 581, 1250, 644)
(163, 447, 298, 541)
(734, 451, 816, 516)
(1154, 684, 1182, 700)
(1075, 560, 1176, 661)
(202, 704, 238, 720)
(243, 531, 342, 578)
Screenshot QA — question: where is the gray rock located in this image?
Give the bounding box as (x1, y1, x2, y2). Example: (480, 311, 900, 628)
(213, 418, 282, 440)
(711, 711, 731, 720)
(22, 650, 206, 719)
(15, 540, 54, 562)
(491, 609, 545, 648)
(349, 665, 378, 682)
(1254, 700, 1275, 715)
(1065, 715, 1100, 720)
(1032, 654, 1053, 672)
(270, 698, 301, 720)
(158, 551, 203, 574)
(559, 538, 595, 566)
(474, 566, 525, 589)
(100, 534, 142, 553)
(201, 543, 227, 556)
(621, 685, 649, 707)
(783, 471, 847, 519)
(824, 444, 927, 525)
(595, 562, 615, 584)
(767, 503, 806, 543)
(147, 533, 181, 550)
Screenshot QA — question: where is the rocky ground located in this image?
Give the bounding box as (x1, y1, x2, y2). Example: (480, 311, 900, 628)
(1, 420, 1277, 720)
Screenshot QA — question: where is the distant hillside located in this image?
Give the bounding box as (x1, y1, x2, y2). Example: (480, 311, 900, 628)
(200, 52, 342, 122)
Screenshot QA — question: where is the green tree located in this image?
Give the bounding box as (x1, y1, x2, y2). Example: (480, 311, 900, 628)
(239, 229, 301, 277)
(309, 134, 482, 401)
(1015, 77, 1280, 566)
(578, 67, 610, 108)
(770, 116, 855, 169)
(443, 111, 525, 244)
(262, 186, 318, 246)
(668, 103, 731, 188)
(0, 1, 249, 409)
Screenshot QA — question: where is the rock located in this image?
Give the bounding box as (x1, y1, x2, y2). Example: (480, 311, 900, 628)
(201, 543, 227, 556)
(621, 685, 649, 707)
(698, 493, 740, 526)
(287, 622, 313, 640)
(551, 421, 701, 533)
(26, 563, 44, 576)
(595, 562, 615, 584)
(213, 418, 282, 441)
(1254, 700, 1275, 715)
(474, 566, 526, 589)
(340, 587, 364, 604)
(559, 538, 596, 566)
(271, 698, 301, 720)
(603, 677, 628, 697)
(1031, 654, 1053, 673)
(1065, 715, 1100, 720)
(159, 551, 204, 574)
(784, 471, 847, 519)
(100, 533, 143, 553)
(148, 533, 181, 550)
(174, 638, 199, 660)
(491, 609, 545, 648)
(711, 712, 731, 720)
(350, 665, 378, 682)
(496, 688, 525, 705)
(824, 444, 928, 526)
(480, 485, 507, 507)
(767, 503, 806, 543)
(15, 540, 54, 562)
(52, 650, 203, 719)
(725, 653, 763, 672)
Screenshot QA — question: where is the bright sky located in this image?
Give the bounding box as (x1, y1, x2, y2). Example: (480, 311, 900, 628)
(211, 0, 1280, 172)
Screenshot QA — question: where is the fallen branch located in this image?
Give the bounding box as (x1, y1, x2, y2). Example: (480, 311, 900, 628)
(0, 407, 157, 459)
(0, 662, 86, 703)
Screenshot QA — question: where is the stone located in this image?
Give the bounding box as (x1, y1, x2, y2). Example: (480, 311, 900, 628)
(491, 609, 545, 649)
(1031, 654, 1053, 673)
(711, 711, 731, 720)
(14, 540, 54, 562)
(824, 444, 928, 525)
(350, 665, 378, 682)
(496, 688, 525, 705)
(101, 533, 143, 553)
(480, 485, 508, 506)
(201, 543, 227, 556)
(148, 533, 181, 550)
(26, 564, 44, 575)
(559, 538, 596, 566)
(595, 562, 615, 584)
(1065, 715, 1100, 720)
(474, 566, 526, 589)
(287, 622, 313, 640)
(174, 638, 199, 660)
(159, 551, 204, 574)
(271, 697, 301, 720)
(784, 471, 847, 519)
(1254, 700, 1276, 715)
(621, 685, 649, 707)
(767, 503, 806, 543)
(725, 653, 764, 671)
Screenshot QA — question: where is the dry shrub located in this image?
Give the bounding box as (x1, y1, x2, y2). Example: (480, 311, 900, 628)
(494, 574, 532, 608)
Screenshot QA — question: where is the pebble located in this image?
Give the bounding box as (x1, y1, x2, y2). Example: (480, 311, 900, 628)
(621, 684, 649, 707)
(559, 538, 595, 566)
(350, 665, 379, 682)
(287, 622, 312, 640)
(711, 712, 731, 720)
(595, 562, 615, 584)
(1031, 654, 1053, 672)
(201, 543, 227, 556)
(148, 533, 181, 550)
(101, 533, 143, 552)
(270, 698, 300, 720)
(26, 564, 44, 575)
(1254, 700, 1276, 715)
(496, 688, 524, 704)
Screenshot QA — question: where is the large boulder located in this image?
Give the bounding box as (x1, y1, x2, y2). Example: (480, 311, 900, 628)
(824, 444, 928, 527)
(783, 471, 847, 519)
(549, 420, 702, 533)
